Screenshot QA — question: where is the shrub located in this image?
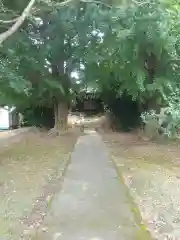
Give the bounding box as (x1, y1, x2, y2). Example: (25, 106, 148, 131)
(141, 92, 180, 139)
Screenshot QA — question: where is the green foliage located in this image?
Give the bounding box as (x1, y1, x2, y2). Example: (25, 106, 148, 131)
(141, 90, 180, 138)
(83, 0, 180, 104)
(104, 94, 141, 131)
(141, 110, 160, 139)
(22, 106, 54, 128)
(160, 90, 180, 138)
(0, 1, 114, 108)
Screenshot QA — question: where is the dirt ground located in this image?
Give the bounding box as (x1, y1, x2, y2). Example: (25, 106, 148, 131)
(103, 132, 180, 239)
(0, 129, 79, 240)
(2, 115, 180, 239)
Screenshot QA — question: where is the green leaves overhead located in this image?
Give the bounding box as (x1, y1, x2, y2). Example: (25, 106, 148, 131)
(81, 0, 180, 103)
(0, 0, 180, 110)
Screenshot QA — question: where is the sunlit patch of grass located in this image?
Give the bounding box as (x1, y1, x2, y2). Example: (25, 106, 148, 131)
(0, 131, 78, 239)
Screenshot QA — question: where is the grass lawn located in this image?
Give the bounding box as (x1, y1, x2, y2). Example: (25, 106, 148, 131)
(0, 130, 79, 239)
(103, 132, 180, 240)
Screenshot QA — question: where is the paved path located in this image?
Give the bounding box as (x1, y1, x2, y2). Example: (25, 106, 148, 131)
(36, 131, 148, 240)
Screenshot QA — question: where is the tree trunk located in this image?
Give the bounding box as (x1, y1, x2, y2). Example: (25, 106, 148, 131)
(54, 101, 69, 134)
(50, 24, 71, 135)
(147, 95, 161, 113)
(144, 51, 161, 113)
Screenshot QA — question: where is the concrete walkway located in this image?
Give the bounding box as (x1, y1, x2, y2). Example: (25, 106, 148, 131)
(36, 131, 147, 240)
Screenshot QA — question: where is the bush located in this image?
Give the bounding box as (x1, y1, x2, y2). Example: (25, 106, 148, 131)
(21, 106, 54, 129)
(106, 94, 141, 131)
(141, 92, 180, 139)
(141, 110, 160, 139)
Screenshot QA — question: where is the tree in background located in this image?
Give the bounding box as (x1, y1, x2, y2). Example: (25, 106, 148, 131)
(83, 0, 180, 107)
(0, 0, 112, 132)
(0, 0, 180, 132)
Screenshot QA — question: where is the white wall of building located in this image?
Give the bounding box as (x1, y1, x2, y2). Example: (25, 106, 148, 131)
(0, 108, 9, 130)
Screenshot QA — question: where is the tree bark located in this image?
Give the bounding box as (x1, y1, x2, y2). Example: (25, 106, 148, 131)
(147, 95, 161, 113)
(54, 101, 69, 134)
(51, 62, 70, 134)
(143, 51, 161, 113)
(49, 20, 71, 134)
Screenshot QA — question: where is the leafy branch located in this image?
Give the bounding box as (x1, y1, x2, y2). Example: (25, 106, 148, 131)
(0, 0, 112, 44)
(0, 0, 36, 45)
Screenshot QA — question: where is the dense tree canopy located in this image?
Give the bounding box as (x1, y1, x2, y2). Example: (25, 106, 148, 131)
(0, 0, 180, 131)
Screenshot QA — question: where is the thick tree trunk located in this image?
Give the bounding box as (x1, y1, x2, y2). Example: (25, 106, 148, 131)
(50, 25, 71, 135)
(147, 95, 161, 113)
(54, 101, 69, 134)
(144, 52, 161, 113)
